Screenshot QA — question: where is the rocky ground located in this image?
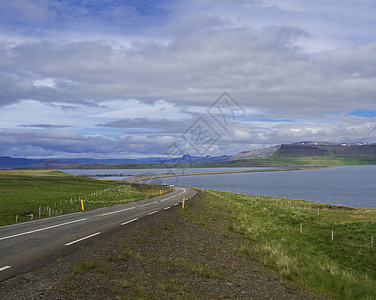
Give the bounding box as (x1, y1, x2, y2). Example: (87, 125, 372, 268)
(0, 193, 321, 299)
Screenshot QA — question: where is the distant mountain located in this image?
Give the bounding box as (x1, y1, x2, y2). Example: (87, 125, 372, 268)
(273, 143, 376, 158)
(0, 155, 232, 169)
(231, 145, 280, 160)
(229, 142, 376, 166)
(2, 142, 375, 169)
(0, 156, 44, 168)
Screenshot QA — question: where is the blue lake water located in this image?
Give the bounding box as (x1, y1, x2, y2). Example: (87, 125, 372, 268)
(61, 167, 265, 181)
(62, 166, 376, 208)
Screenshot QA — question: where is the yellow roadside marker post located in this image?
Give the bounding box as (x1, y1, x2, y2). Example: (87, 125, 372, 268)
(182, 197, 185, 209)
(202, 188, 204, 193)
(160, 190, 162, 195)
(81, 199, 84, 211)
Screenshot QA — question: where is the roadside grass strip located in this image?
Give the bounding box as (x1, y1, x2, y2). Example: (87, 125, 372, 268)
(190, 190, 376, 300)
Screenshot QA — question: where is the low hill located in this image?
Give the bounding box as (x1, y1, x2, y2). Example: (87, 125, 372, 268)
(273, 143, 376, 158)
(230, 145, 280, 160)
(219, 143, 376, 167)
(266, 143, 376, 165)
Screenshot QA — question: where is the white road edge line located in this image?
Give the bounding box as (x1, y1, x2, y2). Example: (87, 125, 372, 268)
(121, 218, 138, 226)
(0, 218, 87, 241)
(164, 207, 171, 210)
(65, 232, 101, 246)
(0, 266, 11, 272)
(2, 211, 84, 229)
(142, 201, 157, 207)
(101, 207, 135, 216)
(148, 211, 158, 215)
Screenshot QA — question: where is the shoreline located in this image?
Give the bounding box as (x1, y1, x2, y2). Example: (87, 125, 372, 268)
(120, 166, 332, 184)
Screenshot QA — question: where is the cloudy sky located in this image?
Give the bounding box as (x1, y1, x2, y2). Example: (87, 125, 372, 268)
(0, 0, 375, 158)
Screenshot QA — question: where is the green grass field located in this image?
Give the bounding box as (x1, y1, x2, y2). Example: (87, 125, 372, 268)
(0, 170, 166, 226)
(181, 190, 376, 299)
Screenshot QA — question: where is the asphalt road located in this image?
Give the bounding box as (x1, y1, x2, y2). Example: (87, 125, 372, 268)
(0, 186, 196, 281)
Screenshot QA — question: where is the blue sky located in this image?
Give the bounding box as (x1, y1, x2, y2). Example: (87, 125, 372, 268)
(0, 0, 375, 158)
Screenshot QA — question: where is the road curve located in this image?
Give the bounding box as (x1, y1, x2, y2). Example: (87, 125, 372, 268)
(0, 186, 196, 281)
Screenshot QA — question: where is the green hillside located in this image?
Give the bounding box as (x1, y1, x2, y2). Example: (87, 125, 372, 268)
(266, 144, 376, 165)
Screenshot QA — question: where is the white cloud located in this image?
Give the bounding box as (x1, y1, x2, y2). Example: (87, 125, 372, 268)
(0, 0, 375, 158)
(33, 78, 56, 88)
(90, 99, 191, 120)
(0, 100, 93, 130)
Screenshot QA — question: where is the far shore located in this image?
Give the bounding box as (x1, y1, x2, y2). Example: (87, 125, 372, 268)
(120, 166, 333, 184)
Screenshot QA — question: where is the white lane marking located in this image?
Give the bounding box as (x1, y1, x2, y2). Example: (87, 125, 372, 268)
(0, 219, 87, 241)
(0, 266, 11, 272)
(142, 201, 157, 207)
(164, 206, 171, 210)
(121, 218, 138, 226)
(148, 211, 158, 215)
(101, 207, 135, 216)
(161, 197, 171, 202)
(174, 203, 179, 206)
(65, 232, 101, 246)
(1, 211, 84, 229)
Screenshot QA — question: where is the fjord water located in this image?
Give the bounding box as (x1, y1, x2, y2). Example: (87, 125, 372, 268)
(63, 166, 376, 208)
(142, 165, 376, 208)
(166, 165, 376, 208)
(62, 167, 264, 181)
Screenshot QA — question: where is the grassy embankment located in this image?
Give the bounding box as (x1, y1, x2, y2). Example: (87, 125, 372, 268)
(182, 190, 376, 299)
(0, 170, 167, 226)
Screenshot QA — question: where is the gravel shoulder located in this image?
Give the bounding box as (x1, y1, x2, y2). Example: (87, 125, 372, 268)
(0, 192, 321, 299)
